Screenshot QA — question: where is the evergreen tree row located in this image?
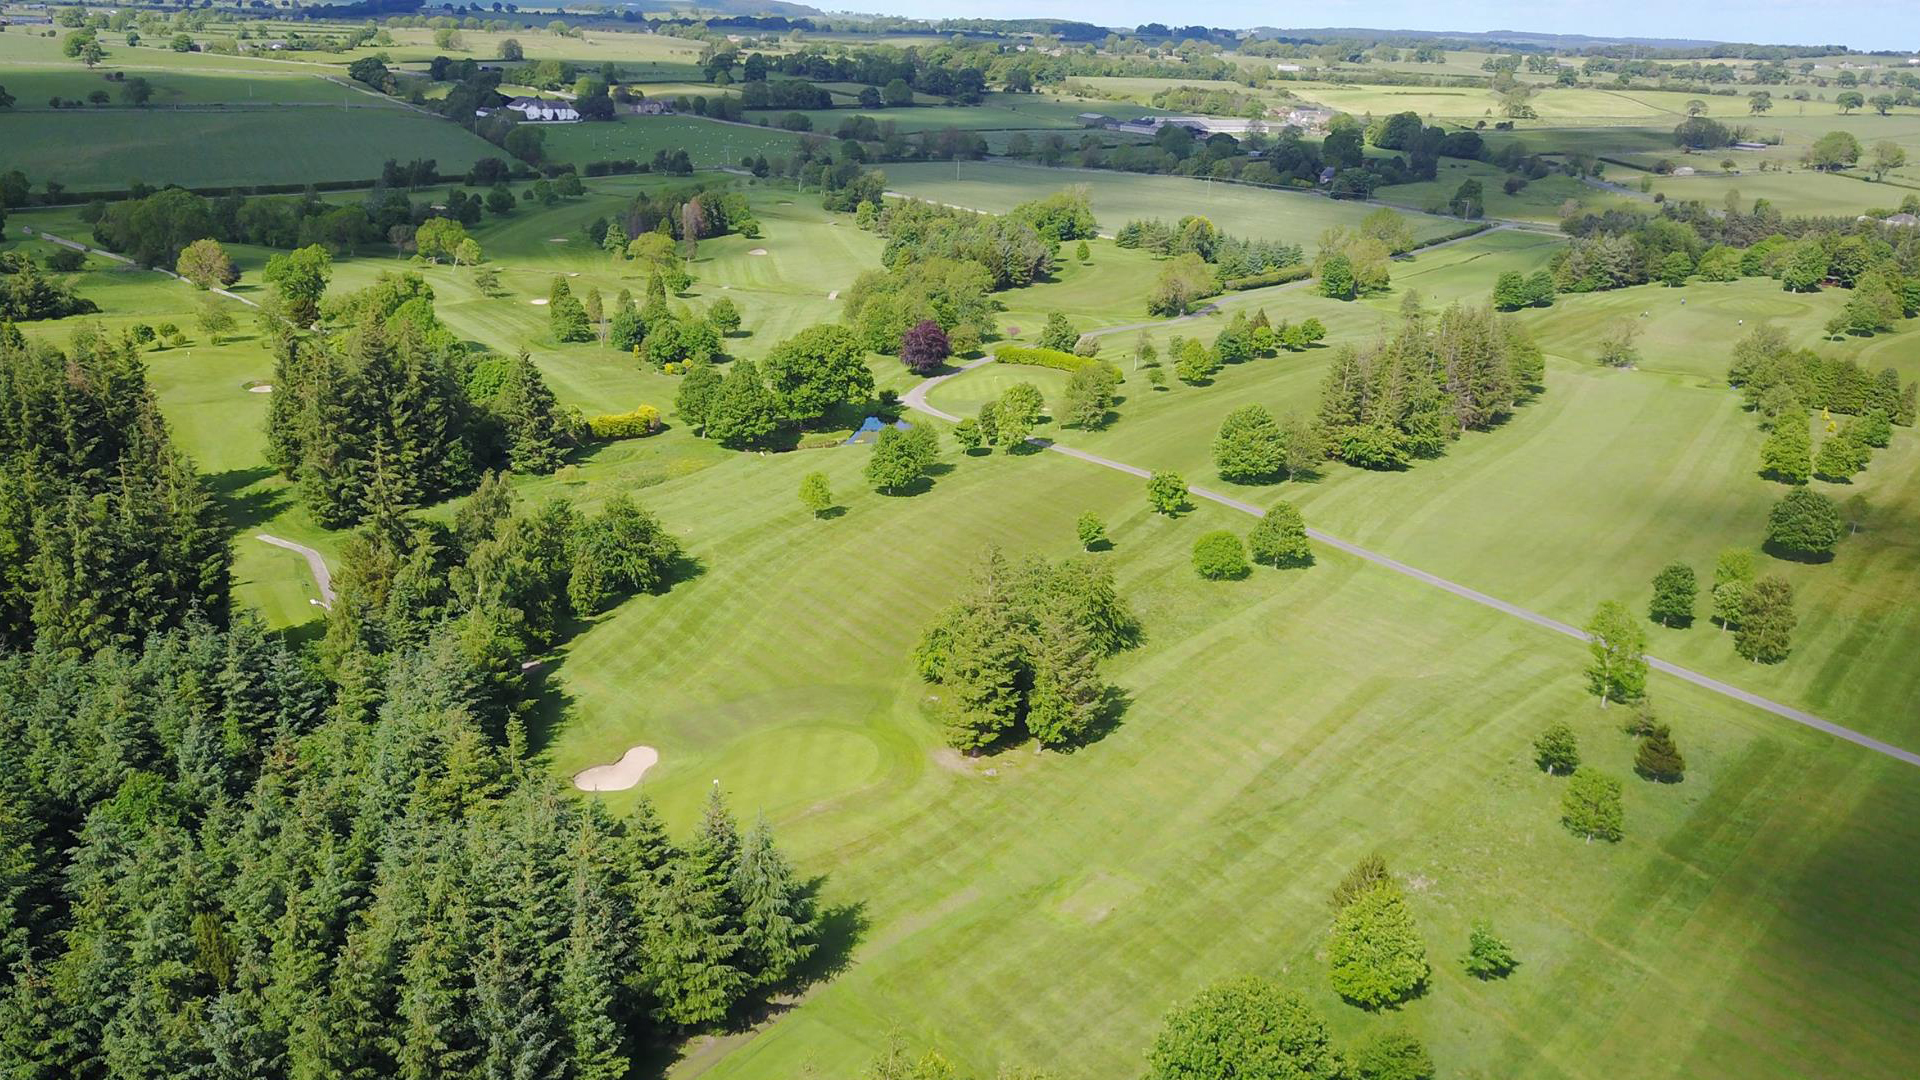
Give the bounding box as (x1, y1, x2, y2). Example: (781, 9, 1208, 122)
(266, 271, 578, 527)
(0, 615, 819, 1079)
(1315, 303, 1545, 469)
(0, 322, 229, 652)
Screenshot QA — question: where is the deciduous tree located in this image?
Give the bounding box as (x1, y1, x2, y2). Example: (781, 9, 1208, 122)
(1561, 766, 1624, 842)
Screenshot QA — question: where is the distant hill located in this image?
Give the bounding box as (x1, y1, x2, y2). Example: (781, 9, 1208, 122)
(1248, 26, 1726, 49)
(649, 0, 824, 16)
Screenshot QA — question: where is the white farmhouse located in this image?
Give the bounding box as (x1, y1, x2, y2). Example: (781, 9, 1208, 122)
(503, 96, 581, 122)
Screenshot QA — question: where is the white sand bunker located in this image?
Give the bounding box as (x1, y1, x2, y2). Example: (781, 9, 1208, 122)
(548, 237, 570, 243)
(530, 297, 549, 305)
(573, 745, 659, 792)
(247, 384, 273, 394)
(747, 248, 769, 256)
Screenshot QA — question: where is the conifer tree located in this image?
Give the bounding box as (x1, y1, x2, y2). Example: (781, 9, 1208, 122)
(640, 858, 746, 1027)
(1024, 604, 1105, 746)
(1634, 724, 1686, 782)
(733, 815, 816, 989)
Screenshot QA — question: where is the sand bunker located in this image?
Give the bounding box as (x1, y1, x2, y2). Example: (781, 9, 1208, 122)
(247, 384, 273, 394)
(529, 297, 549, 305)
(573, 745, 659, 792)
(548, 237, 570, 243)
(747, 248, 769, 256)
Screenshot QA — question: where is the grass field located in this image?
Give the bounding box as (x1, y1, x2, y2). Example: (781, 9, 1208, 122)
(9, 152, 1919, 1080)
(0, 107, 502, 190)
(879, 160, 1467, 246)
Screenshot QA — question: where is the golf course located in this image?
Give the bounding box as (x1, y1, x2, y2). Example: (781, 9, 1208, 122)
(2, 9, 1917, 1080)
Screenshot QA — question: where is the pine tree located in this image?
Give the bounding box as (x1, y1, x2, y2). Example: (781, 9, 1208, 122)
(491, 352, 571, 473)
(557, 823, 628, 1080)
(1024, 604, 1104, 746)
(472, 928, 563, 1080)
(640, 857, 746, 1027)
(1634, 724, 1686, 782)
(732, 815, 815, 990)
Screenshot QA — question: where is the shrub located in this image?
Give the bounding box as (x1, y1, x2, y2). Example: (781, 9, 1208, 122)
(1460, 921, 1517, 980)
(586, 404, 662, 438)
(1192, 531, 1249, 580)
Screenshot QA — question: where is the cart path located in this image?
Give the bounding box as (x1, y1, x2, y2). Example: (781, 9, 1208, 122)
(902, 359, 1920, 769)
(21, 227, 259, 307)
(257, 535, 335, 609)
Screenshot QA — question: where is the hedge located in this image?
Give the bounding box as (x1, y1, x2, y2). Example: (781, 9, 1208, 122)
(587, 405, 663, 438)
(994, 345, 1097, 372)
(1222, 264, 1312, 291)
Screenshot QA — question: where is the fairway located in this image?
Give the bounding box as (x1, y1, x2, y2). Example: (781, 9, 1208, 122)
(880, 160, 1467, 245)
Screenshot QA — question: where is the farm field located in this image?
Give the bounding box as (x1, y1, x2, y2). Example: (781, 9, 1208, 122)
(8, 18, 1920, 1080)
(1375, 159, 1626, 221)
(879, 160, 1469, 245)
(0, 107, 502, 190)
(540, 113, 808, 168)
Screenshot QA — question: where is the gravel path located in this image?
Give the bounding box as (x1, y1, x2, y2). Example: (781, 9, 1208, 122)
(901, 360, 1920, 769)
(257, 534, 335, 609)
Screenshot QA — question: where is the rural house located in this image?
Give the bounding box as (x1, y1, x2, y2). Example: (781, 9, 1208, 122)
(503, 96, 581, 122)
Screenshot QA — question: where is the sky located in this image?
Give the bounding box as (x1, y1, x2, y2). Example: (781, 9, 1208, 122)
(854, 1, 1920, 52)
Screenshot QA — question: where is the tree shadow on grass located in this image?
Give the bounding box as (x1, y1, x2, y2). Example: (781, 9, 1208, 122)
(209, 465, 287, 530)
(516, 653, 577, 758)
(813, 505, 848, 520)
(718, 891, 870, 1036)
(1761, 541, 1836, 565)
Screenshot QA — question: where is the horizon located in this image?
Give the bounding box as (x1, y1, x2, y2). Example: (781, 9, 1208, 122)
(839, 2, 1919, 52)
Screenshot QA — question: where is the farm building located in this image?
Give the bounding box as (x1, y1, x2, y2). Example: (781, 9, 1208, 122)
(503, 97, 581, 122)
(633, 100, 672, 115)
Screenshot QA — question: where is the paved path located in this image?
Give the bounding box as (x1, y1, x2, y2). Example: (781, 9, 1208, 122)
(901, 360, 1920, 770)
(256, 535, 335, 609)
(22, 228, 259, 308)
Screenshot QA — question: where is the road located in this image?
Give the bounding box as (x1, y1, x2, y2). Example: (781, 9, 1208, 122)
(257, 535, 335, 609)
(21, 227, 259, 308)
(902, 359, 1920, 770)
